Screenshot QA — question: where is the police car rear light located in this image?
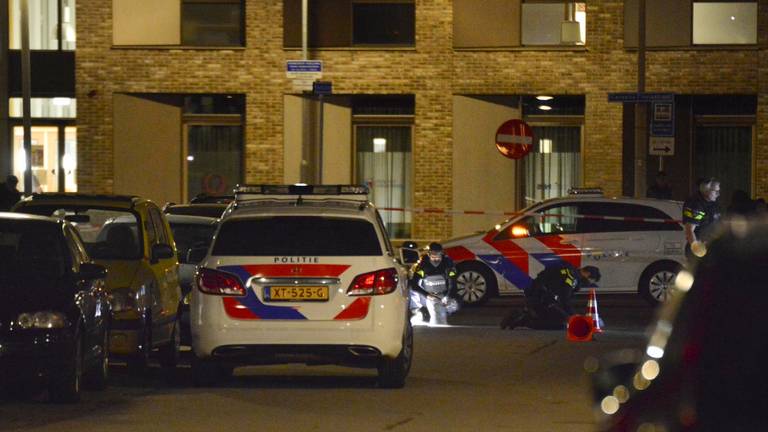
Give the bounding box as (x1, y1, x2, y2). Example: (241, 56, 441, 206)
(196, 268, 246, 296)
(347, 268, 398, 296)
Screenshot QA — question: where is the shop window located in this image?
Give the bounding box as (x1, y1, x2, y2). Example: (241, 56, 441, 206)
(693, 1, 757, 45)
(521, 1, 585, 46)
(352, 2, 415, 45)
(182, 0, 244, 46)
(9, 0, 75, 50)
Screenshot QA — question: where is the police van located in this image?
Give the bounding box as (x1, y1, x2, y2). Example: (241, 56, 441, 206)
(443, 189, 686, 306)
(189, 185, 412, 388)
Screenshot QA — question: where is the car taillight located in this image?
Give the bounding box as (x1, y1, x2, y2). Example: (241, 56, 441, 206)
(196, 268, 246, 296)
(347, 268, 398, 296)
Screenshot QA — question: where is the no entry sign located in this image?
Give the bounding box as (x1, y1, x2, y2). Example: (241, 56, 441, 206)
(495, 119, 534, 160)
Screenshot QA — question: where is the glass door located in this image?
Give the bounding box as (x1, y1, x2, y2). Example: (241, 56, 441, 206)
(13, 126, 60, 193)
(523, 126, 582, 205)
(184, 125, 243, 200)
(694, 125, 752, 202)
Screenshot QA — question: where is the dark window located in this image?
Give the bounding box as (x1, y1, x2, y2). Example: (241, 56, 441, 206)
(182, 0, 244, 46)
(213, 217, 383, 256)
(0, 220, 67, 281)
(165, 204, 229, 218)
(579, 202, 681, 233)
(352, 2, 415, 45)
(149, 208, 169, 244)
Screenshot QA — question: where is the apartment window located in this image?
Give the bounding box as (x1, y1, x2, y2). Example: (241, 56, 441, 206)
(9, 0, 76, 50)
(283, 0, 415, 48)
(113, 0, 244, 47)
(693, 2, 757, 45)
(352, 2, 415, 45)
(522, 2, 585, 46)
(182, 0, 244, 46)
(625, 0, 757, 48)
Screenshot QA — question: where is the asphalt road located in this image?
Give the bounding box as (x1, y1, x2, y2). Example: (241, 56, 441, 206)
(0, 295, 658, 432)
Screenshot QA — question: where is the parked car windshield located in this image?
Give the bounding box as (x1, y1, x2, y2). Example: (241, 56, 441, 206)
(0, 220, 66, 283)
(51, 209, 142, 260)
(213, 216, 382, 256)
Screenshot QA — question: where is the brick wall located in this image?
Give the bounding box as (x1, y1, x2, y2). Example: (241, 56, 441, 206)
(76, 0, 768, 240)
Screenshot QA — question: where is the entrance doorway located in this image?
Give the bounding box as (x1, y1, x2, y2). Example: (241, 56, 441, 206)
(694, 125, 752, 203)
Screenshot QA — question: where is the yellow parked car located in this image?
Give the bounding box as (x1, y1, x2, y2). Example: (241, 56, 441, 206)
(13, 194, 182, 370)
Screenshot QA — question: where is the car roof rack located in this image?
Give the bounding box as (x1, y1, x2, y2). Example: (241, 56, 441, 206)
(233, 184, 370, 207)
(567, 187, 604, 196)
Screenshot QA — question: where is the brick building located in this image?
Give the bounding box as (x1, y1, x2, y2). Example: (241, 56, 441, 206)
(2, 0, 767, 241)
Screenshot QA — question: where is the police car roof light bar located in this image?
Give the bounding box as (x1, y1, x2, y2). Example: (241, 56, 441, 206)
(234, 184, 369, 196)
(567, 187, 604, 196)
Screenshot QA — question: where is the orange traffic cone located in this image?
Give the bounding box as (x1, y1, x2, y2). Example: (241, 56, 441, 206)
(566, 314, 595, 342)
(586, 288, 604, 333)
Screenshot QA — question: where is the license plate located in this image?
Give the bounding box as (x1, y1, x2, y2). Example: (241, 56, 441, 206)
(264, 286, 329, 302)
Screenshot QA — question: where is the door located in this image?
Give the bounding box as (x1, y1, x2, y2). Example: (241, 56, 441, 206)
(523, 126, 581, 206)
(147, 206, 180, 340)
(487, 202, 584, 291)
(694, 125, 752, 203)
(184, 124, 243, 200)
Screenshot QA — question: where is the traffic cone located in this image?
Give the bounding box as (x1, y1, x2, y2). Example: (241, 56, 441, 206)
(566, 314, 595, 342)
(585, 288, 604, 333)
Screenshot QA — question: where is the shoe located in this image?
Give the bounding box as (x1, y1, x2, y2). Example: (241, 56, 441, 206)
(420, 306, 430, 323)
(500, 312, 523, 330)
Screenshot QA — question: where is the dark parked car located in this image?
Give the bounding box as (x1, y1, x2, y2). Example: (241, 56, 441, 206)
(591, 219, 768, 431)
(0, 213, 111, 403)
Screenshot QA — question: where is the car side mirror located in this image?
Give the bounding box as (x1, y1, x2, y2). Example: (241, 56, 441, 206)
(78, 262, 107, 281)
(187, 246, 208, 264)
(151, 243, 175, 263)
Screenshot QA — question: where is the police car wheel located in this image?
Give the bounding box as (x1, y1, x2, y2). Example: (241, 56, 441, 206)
(455, 262, 497, 306)
(639, 261, 681, 305)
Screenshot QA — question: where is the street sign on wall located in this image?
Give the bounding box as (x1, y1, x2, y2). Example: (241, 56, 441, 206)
(495, 119, 534, 160)
(287, 60, 323, 92)
(649, 136, 675, 156)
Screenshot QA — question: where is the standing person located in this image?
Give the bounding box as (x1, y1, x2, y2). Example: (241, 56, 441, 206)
(646, 171, 673, 199)
(0, 175, 22, 211)
(682, 177, 721, 264)
(500, 264, 601, 330)
(726, 189, 754, 217)
(410, 242, 458, 325)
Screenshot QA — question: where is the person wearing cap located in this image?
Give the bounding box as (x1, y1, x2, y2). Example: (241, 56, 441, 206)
(500, 264, 601, 330)
(410, 242, 458, 324)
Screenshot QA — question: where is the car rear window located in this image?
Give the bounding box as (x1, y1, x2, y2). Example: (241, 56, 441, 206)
(212, 216, 383, 256)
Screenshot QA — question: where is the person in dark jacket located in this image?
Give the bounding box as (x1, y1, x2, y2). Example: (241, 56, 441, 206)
(0, 175, 21, 211)
(410, 242, 457, 324)
(500, 264, 601, 330)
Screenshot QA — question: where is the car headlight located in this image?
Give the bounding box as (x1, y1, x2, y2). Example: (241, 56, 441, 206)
(16, 311, 69, 329)
(110, 287, 138, 313)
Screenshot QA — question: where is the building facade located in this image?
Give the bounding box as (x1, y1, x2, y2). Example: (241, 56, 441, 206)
(3, 0, 767, 241)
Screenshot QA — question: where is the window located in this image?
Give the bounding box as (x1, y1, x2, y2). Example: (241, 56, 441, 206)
(352, 2, 415, 45)
(213, 217, 383, 256)
(579, 202, 682, 233)
(693, 1, 757, 45)
(505, 204, 580, 239)
(624, 0, 757, 48)
(182, 0, 244, 46)
(521, 1, 585, 46)
(113, 0, 244, 47)
(9, 0, 76, 50)
(283, 0, 415, 48)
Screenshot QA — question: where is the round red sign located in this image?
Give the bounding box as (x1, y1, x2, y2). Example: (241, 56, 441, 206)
(495, 119, 534, 160)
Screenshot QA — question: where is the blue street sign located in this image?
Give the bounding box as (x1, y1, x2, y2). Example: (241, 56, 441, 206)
(286, 60, 322, 73)
(313, 81, 332, 96)
(607, 92, 674, 103)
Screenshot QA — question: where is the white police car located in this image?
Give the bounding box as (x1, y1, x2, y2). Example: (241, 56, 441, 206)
(443, 189, 686, 305)
(190, 185, 412, 388)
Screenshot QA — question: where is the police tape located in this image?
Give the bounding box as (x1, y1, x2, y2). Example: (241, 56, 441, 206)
(377, 206, 684, 224)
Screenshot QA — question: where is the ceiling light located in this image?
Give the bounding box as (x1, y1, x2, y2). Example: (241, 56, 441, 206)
(536, 95, 554, 101)
(538, 105, 552, 111)
(52, 97, 71, 106)
(373, 138, 387, 153)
